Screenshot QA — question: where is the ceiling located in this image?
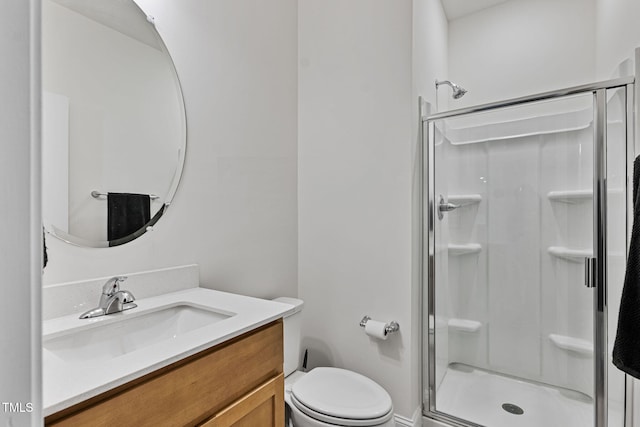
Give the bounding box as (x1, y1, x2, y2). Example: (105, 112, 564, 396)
(441, 0, 512, 20)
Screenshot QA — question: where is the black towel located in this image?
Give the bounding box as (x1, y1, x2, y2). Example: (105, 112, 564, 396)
(613, 156, 640, 378)
(107, 203, 165, 247)
(43, 227, 48, 269)
(107, 193, 150, 246)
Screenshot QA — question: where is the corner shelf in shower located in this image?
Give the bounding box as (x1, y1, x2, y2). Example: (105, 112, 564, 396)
(448, 243, 482, 256)
(447, 194, 482, 206)
(547, 188, 623, 203)
(549, 334, 593, 356)
(547, 246, 591, 262)
(448, 318, 482, 333)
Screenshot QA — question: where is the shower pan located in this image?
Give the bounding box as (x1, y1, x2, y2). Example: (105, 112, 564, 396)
(421, 77, 635, 427)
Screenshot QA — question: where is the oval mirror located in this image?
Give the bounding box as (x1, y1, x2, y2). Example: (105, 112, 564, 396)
(42, 0, 186, 247)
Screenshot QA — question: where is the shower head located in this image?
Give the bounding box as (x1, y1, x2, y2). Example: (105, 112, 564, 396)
(435, 79, 467, 99)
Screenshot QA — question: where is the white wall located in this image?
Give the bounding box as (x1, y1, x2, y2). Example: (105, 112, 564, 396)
(0, 1, 42, 426)
(42, 0, 298, 301)
(448, 0, 597, 107)
(413, 0, 448, 109)
(596, 0, 640, 79)
(298, 0, 417, 419)
(446, 0, 640, 93)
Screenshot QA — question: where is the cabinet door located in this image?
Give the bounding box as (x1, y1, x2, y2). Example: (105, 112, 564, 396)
(202, 374, 284, 427)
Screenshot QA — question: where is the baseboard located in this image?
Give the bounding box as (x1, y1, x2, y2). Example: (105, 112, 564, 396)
(395, 406, 422, 427)
(422, 415, 453, 427)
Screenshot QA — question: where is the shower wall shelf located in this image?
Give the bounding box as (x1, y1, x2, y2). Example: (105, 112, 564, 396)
(447, 194, 482, 206)
(448, 318, 482, 333)
(548, 334, 593, 356)
(547, 246, 591, 262)
(547, 190, 593, 203)
(448, 243, 482, 256)
(547, 188, 623, 203)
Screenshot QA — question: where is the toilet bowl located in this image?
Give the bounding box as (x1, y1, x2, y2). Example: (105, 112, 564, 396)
(273, 297, 395, 427)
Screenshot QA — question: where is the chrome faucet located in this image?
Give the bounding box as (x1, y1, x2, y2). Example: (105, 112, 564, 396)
(79, 276, 137, 319)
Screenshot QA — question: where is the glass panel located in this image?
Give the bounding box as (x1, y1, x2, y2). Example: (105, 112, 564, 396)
(606, 86, 628, 427)
(428, 93, 596, 427)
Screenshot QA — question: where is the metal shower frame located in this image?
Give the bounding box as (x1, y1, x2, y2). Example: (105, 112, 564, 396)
(420, 76, 636, 427)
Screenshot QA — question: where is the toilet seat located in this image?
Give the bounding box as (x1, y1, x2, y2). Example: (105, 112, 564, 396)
(291, 394, 393, 426)
(290, 367, 393, 426)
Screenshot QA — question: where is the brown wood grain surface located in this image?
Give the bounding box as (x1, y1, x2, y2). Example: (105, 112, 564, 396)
(200, 373, 284, 427)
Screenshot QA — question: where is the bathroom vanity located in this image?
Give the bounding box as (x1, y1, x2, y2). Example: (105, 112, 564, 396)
(46, 321, 283, 426)
(42, 285, 293, 426)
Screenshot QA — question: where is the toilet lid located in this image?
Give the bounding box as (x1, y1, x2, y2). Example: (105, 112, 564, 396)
(291, 394, 393, 426)
(291, 367, 393, 421)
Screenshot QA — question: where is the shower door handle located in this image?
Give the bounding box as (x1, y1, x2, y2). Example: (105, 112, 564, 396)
(438, 195, 459, 220)
(584, 257, 596, 288)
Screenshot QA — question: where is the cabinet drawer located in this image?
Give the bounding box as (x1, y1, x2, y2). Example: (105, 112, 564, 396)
(46, 320, 283, 427)
(201, 373, 284, 427)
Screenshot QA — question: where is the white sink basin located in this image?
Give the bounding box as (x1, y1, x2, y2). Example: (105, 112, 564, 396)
(44, 304, 233, 364)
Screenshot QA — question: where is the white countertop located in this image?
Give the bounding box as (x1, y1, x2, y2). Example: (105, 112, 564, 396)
(43, 287, 294, 416)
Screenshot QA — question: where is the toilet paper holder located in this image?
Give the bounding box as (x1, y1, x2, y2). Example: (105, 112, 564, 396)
(359, 315, 400, 334)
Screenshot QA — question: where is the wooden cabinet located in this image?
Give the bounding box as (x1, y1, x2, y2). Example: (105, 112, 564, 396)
(200, 374, 284, 427)
(45, 320, 284, 427)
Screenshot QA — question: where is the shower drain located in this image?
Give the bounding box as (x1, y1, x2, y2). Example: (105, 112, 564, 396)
(501, 403, 524, 415)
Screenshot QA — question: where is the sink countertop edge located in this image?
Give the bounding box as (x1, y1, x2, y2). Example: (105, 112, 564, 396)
(43, 288, 294, 417)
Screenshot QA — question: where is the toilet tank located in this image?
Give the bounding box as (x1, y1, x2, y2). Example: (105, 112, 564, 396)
(272, 297, 304, 376)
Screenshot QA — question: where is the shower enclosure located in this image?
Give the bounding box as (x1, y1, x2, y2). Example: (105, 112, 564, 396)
(422, 77, 635, 427)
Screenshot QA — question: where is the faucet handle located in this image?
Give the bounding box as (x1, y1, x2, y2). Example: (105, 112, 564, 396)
(102, 276, 128, 296)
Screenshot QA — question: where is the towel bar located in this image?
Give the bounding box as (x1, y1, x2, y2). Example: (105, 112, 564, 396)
(91, 190, 159, 200)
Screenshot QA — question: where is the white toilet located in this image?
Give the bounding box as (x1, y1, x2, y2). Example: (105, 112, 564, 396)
(274, 297, 395, 427)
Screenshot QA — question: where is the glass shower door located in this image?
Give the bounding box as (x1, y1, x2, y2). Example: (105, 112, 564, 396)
(423, 82, 631, 427)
